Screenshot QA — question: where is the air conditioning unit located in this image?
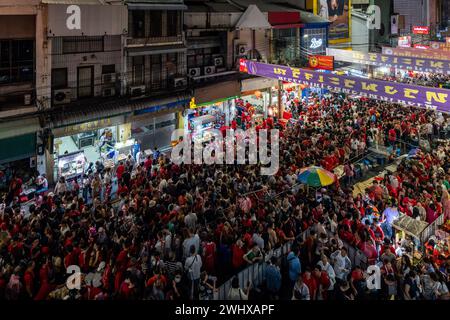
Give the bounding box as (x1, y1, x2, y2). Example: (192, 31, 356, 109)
(102, 73, 116, 84)
(204, 66, 216, 75)
(24, 94, 32, 105)
(53, 89, 72, 105)
(173, 77, 187, 88)
(130, 85, 146, 97)
(188, 67, 201, 78)
(213, 56, 224, 67)
(236, 44, 247, 56)
(102, 87, 116, 97)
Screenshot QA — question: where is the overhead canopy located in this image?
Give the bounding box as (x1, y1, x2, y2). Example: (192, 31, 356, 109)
(393, 214, 429, 240)
(235, 4, 271, 30)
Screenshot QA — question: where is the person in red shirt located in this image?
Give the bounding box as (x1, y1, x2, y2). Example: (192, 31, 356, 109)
(116, 161, 125, 180)
(231, 240, 246, 271)
(313, 265, 331, 300)
(23, 261, 35, 299)
(388, 128, 396, 146)
(302, 269, 318, 300)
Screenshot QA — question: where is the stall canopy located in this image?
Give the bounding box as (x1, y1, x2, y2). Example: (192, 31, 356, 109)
(235, 5, 271, 30)
(393, 214, 429, 240)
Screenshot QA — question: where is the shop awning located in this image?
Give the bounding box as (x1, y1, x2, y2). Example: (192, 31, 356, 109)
(50, 94, 190, 130)
(0, 133, 36, 164)
(194, 80, 241, 105)
(235, 5, 272, 30)
(272, 23, 304, 29)
(241, 77, 278, 92)
(127, 44, 187, 57)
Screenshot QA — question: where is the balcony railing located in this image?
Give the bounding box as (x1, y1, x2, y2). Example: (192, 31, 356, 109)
(126, 34, 184, 47)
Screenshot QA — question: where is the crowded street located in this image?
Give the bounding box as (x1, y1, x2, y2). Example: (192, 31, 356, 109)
(1, 0, 450, 310)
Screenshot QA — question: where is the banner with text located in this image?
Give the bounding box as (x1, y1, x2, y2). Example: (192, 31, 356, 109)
(327, 48, 450, 75)
(382, 46, 450, 61)
(239, 59, 450, 113)
(308, 55, 334, 70)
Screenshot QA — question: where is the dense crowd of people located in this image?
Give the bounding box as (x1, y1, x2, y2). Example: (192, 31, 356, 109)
(0, 92, 449, 301)
(378, 72, 450, 88)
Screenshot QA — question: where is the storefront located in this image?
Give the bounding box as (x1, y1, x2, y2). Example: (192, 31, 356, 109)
(52, 99, 188, 181)
(240, 77, 279, 121)
(185, 97, 236, 144)
(0, 117, 41, 192)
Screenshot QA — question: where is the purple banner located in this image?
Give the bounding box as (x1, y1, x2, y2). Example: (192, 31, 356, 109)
(239, 59, 450, 113)
(327, 48, 450, 75)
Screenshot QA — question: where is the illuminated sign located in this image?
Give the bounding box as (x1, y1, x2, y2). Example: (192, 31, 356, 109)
(413, 26, 429, 35)
(398, 36, 411, 48)
(413, 44, 429, 49)
(310, 38, 323, 49)
(308, 55, 334, 70)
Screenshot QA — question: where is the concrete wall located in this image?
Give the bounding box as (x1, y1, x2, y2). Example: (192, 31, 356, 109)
(47, 4, 127, 37)
(0, 15, 35, 39)
(51, 35, 122, 100)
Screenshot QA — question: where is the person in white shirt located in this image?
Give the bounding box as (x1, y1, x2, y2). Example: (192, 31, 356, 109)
(184, 212, 198, 230)
(292, 277, 310, 300)
(184, 245, 203, 300)
(330, 247, 351, 281)
(317, 255, 336, 291)
(182, 229, 200, 259)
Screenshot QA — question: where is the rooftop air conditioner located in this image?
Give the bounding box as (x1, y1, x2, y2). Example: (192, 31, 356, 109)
(213, 56, 224, 67)
(102, 73, 116, 84)
(204, 66, 216, 75)
(53, 89, 72, 105)
(173, 77, 187, 88)
(130, 85, 146, 97)
(188, 67, 201, 77)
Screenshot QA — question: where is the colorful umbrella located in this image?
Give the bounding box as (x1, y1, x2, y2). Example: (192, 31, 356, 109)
(297, 166, 336, 187)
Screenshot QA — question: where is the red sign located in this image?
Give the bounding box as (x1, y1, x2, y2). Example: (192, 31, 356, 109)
(413, 26, 429, 35)
(308, 55, 334, 71)
(413, 44, 429, 49)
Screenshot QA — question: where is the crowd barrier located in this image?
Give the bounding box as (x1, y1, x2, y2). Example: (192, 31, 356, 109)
(216, 242, 292, 300)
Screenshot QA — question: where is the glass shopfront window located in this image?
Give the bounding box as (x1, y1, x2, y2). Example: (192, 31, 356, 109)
(301, 27, 327, 56)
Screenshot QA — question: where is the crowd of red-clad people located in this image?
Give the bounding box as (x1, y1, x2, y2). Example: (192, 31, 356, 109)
(0, 92, 449, 301)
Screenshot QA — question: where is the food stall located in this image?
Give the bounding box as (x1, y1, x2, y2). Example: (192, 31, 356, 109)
(189, 115, 217, 144)
(57, 150, 86, 182)
(393, 214, 430, 265)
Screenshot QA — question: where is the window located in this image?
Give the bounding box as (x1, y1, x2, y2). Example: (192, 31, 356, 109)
(150, 54, 162, 88)
(302, 28, 327, 56)
(132, 11, 145, 38)
(186, 47, 221, 68)
(0, 39, 34, 84)
(102, 64, 116, 74)
(62, 37, 104, 54)
(149, 11, 163, 37)
(166, 53, 177, 79)
(51, 68, 67, 89)
(167, 11, 180, 37)
(132, 56, 144, 85)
